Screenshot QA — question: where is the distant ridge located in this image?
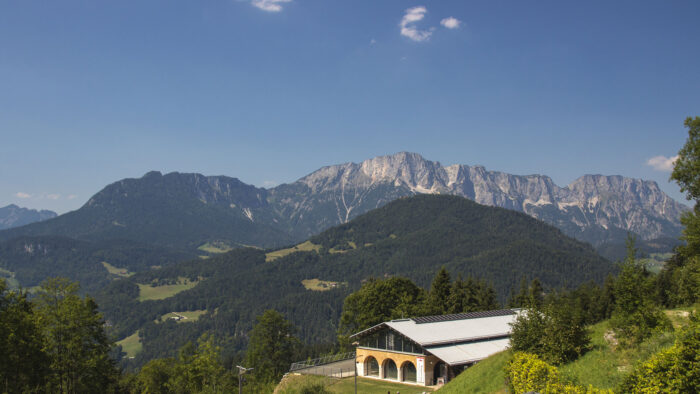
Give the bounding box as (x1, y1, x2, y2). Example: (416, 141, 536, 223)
(0, 152, 687, 249)
(0, 204, 57, 230)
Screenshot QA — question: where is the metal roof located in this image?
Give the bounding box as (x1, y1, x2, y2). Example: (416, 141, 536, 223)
(425, 338, 511, 366)
(350, 309, 521, 346)
(411, 309, 516, 324)
(385, 312, 518, 346)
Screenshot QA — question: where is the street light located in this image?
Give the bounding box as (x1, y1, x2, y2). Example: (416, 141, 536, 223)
(236, 365, 254, 394)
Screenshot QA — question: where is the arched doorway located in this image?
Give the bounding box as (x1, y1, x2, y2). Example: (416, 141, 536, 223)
(383, 359, 398, 380)
(401, 361, 416, 382)
(433, 361, 447, 385)
(364, 356, 379, 377)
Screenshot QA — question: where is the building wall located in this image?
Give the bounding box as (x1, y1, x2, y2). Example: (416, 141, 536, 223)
(355, 347, 441, 386)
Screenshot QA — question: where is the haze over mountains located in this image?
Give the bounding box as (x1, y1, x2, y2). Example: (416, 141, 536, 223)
(0, 152, 686, 252)
(0, 204, 56, 230)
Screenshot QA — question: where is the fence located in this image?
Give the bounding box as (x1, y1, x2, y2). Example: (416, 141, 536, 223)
(289, 352, 356, 378)
(289, 351, 355, 372)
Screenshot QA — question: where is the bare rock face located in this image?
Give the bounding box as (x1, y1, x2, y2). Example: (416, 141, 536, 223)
(270, 152, 687, 246)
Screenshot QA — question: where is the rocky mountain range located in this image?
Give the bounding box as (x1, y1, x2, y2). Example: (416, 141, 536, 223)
(0, 152, 687, 250)
(273, 152, 687, 247)
(0, 204, 57, 230)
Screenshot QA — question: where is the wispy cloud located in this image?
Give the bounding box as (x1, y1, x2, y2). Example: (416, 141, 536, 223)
(67, 194, 78, 200)
(370, 38, 377, 45)
(15, 192, 31, 199)
(400, 6, 433, 42)
(251, 0, 291, 12)
(46, 194, 61, 200)
(440, 17, 462, 29)
(647, 155, 679, 171)
(262, 180, 277, 187)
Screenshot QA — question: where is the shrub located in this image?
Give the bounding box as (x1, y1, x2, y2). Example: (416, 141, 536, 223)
(507, 352, 613, 394)
(619, 315, 700, 393)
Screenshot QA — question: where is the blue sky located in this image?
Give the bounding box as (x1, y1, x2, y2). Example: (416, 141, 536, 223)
(1, 0, 698, 213)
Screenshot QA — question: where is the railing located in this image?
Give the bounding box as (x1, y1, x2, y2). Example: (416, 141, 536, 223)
(290, 365, 355, 378)
(289, 351, 356, 372)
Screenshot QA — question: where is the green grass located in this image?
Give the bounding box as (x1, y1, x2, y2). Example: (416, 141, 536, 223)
(197, 241, 234, 254)
(116, 331, 142, 358)
(158, 310, 207, 323)
(101, 261, 134, 277)
(266, 241, 322, 262)
(137, 277, 199, 301)
(558, 319, 678, 389)
(275, 374, 435, 394)
(301, 279, 346, 291)
(438, 350, 511, 393)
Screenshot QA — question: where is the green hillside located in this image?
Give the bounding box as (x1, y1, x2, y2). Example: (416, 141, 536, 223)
(0, 236, 195, 293)
(439, 307, 696, 393)
(97, 195, 614, 368)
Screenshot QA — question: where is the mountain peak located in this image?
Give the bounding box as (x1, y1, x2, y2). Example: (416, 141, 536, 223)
(0, 204, 57, 230)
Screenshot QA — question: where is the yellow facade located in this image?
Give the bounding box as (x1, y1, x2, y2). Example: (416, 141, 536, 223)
(355, 347, 442, 386)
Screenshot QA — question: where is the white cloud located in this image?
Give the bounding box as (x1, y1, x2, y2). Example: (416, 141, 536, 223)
(262, 180, 277, 187)
(67, 194, 78, 200)
(46, 194, 61, 200)
(646, 155, 679, 171)
(370, 38, 377, 45)
(400, 6, 433, 42)
(251, 0, 291, 12)
(440, 17, 461, 29)
(15, 192, 31, 199)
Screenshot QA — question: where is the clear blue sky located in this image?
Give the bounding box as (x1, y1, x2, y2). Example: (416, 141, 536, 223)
(1, 0, 698, 213)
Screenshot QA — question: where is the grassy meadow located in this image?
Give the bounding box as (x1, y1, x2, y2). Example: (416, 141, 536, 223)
(158, 310, 207, 323)
(266, 240, 322, 262)
(116, 331, 142, 358)
(101, 261, 134, 277)
(137, 277, 199, 301)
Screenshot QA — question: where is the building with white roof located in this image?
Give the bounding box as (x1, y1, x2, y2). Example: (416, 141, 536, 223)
(350, 309, 520, 386)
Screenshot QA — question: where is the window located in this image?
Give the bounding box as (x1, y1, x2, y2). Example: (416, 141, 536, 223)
(383, 359, 397, 380)
(365, 356, 379, 377)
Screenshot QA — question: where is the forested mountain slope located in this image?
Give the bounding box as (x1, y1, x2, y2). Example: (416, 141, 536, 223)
(98, 195, 613, 367)
(0, 171, 293, 249)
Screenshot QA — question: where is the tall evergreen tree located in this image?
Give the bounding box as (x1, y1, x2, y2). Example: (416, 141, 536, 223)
(610, 237, 671, 347)
(243, 310, 299, 383)
(428, 267, 452, 315)
(528, 278, 544, 308)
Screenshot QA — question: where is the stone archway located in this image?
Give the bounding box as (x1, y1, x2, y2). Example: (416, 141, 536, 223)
(401, 361, 417, 382)
(383, 358, 398, 380)
(364, 356, 379, 377)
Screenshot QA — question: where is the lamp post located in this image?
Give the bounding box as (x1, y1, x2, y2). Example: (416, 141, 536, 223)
(352, 343, 362, 394)
(236, 365, 253, 394)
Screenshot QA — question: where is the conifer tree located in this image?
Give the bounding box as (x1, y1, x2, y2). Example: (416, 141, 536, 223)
(244, 310, 299, 383)
(427, 267, 452, 315)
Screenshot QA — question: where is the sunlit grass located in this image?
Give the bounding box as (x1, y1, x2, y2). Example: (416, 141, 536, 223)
(137, 277, 199, 301)
(301, 279, 346, 291)
(116, 331, 142, 358)
(101, 261, 134, 277)
(266, 240, 322, 262)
